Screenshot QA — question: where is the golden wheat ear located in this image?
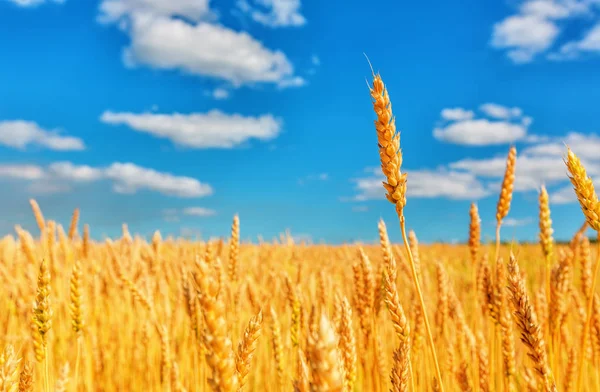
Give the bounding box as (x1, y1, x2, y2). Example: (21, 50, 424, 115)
(368, 69, 444, 392)
(565, 147, 600, 392)
(565, 147, 600, 231)
(507, 253, 556, 392)
(236, 309, 263, 391)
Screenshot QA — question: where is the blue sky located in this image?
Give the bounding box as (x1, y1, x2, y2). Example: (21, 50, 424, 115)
(0, 0, 600, 244)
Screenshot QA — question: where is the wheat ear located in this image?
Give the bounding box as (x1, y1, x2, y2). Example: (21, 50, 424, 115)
(28, 199, 45, 234)
(495, 146, 517, 258)
(194, 260, 239, 392)
(507, 254, 556, 392)
(69, 259, 84, 390)
(228, 215, 240, 284)
(339, 297, 357, 392)
(369, 69, 444, 392)
(236, 309, 263, 391)
(68, 208, 79, 241)
(18, 361, 33, 392)
(565, 147, 600, 392)
(307, 313, 344, 392)
(32, 258, 52, 392)
(0, 344, 20, 391)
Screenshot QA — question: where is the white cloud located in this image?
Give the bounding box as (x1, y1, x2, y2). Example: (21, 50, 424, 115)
(503, 217, 534, 227)
(574, 23, 600, 51)
(0, 164, 45, 180)
(104, 163, 212, 197)
(491, 14, 559, 63)
(523, 132, 600, 160)
(352, 168, 489, 201)
(549, 180, 600, 205)
(553, 23, 600, 59)
(491, 0, 600, 62)
(7, 0, 64, 7)
(479, 103, 523, 119)
(98, 0, 211, 22)
(450, 154, 572, 191)
(276, 76, 306, 89)
(434, 103, 529, 145)
(522, 116, 534, 127)
(434, 119, 526, 145)
(349, 132, 600, 202)
(238, 0, 306, 27)
(48, 162, 103, 182)
(550, 185, 577, 204)
(405, 169, 490, 199)
(99, 0, 304, 87)
(350, 125, 600, 206)
(520, 133, 600, 203)
(183, 207, 216, 216)
(352, 205, 369, 212)
(520, 0, 572, 19)
(101, 110, 282, 149)
(440, 108, 474, 121)
(0, 161, 212, 198)
(0, 121, 85, 151)
(117, 14, 301, 87)
(448, 136, 600, 195)
(212, 88, 230, 100)
(311, 55, 320, 66)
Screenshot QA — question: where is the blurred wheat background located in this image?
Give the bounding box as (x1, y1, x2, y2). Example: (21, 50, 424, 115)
(1, 72, 600, 392)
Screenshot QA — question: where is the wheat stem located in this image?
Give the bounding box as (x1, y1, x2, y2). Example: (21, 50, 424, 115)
(399, 215, 444, 392)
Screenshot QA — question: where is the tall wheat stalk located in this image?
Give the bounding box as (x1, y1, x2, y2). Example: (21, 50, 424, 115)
(565, 147, 600, 392)
(368, 68, 444, 392)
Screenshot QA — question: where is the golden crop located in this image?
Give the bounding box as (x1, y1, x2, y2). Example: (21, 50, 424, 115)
(0, 71, 599, 392)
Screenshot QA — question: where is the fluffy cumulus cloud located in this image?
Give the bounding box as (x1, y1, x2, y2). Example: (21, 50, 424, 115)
(237, 0, 306, 27)
(491, 12, 559, 63)
(122, 15, 301, 86)
(440, 108, 474, 121)
(351, 96, 600, 204)
(491, 0, 600, 63)
(0, 164, 45, 180)
(104, 163, 211, 197)
(448, 132, 600, 202)
(0, 121, 85, 151)
(101, 110, 282, 149)
(552, 22, 600, 59)
(48, 162, 103, 182)
(523, 132, 600, 160)
(549, 185, 577, 204)
(348, 129, 600, 204)
(351, 168, 489, 201)
(434, 103, 529, 145)
(479, 103, 523, 119)
(521, 132, 600, 202)
(449, 154, 569, 191)
(0, 161, 213, 198)
(99, 0, 304, 87)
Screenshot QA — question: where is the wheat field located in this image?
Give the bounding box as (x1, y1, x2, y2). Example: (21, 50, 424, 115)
(1, 72, 600, 392)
